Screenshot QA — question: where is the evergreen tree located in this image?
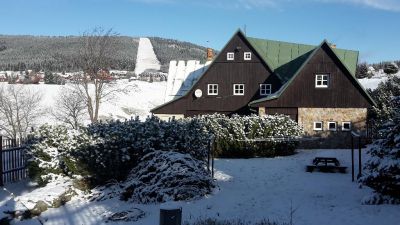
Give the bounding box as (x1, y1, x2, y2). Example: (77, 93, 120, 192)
(360, 96, 400, 204)
(44, 71, 56, 84)
(356, 62, 368, 79)
(384, 63, 399, 75)
(368, 76, 400, 137)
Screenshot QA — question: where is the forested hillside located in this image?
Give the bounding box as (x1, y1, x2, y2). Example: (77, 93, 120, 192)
(0, 35, 209, 72)
(149, 37, 209, 72)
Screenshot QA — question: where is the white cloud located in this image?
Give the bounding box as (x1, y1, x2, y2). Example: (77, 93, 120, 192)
(127, 0, 400, 12)
(316, 0, 400, 12)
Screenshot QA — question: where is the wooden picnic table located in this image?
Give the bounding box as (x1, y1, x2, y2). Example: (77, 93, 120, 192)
(306, 157, 347, 173)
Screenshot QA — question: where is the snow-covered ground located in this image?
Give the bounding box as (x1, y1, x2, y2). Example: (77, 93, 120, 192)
(134, 38, 161, 75)
(1, 149, 398, 225)
(357, 70, 400, 90)
(0, 80, 166, 126)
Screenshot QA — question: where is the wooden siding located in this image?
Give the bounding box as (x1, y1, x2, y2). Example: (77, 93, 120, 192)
(152, 32, 279, 116)
(253, 44, 371, 109)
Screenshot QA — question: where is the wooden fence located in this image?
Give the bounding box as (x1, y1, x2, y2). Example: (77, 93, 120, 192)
(0, 136, 28, 186)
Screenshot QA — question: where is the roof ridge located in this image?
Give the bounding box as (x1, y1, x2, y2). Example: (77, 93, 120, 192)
(247, 36, 358, 53)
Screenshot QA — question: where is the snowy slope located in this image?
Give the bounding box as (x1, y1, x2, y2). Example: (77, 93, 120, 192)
(134, 38, 161, 75)
(3, 150, 398, 225)
(357, 70, 400, 90)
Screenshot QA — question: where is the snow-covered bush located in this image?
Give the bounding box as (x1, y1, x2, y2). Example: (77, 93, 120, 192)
(120, 150, 214, 203)
(27, 117, 211, 185)
(26, 125, 93, 185)
(359, 96, 400, 204)
(200, 114, 303, 158)
(72, 116, 210, 184)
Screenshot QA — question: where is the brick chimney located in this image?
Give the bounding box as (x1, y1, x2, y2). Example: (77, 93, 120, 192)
(206, 48, 214, 61)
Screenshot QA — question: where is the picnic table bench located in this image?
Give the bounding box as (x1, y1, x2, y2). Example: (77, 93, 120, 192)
(306, 157, 347, 173)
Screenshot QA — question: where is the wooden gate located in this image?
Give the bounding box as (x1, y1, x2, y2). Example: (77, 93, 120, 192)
(0, 136, 28, 186)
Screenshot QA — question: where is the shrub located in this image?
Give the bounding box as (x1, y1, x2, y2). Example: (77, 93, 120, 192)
(27, 116, 211, 185)
(201, 114, 303, 158)
(26, 125, 91, 185)
(121, 150, 214, 203)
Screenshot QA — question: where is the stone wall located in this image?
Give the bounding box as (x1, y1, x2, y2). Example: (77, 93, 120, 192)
(298, 108, 367, 148)
(258, 107, 368, 148)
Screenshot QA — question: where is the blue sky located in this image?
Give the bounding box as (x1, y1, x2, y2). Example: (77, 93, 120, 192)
(1, 0, 400, 63)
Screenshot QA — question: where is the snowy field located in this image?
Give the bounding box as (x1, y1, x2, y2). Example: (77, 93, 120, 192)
(0, 72, 389, 130)
(1, 149, 398, 225)
(0, 80, 166, 126)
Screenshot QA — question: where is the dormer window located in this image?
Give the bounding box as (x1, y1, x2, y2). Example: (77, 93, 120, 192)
(315, 74, 329, 88)
(244, 52, 252, 60)
(227, 52, 234, 61)
(260, 84, 272, 96)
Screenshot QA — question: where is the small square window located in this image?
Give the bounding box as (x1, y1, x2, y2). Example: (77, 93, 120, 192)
(233, 84, 245, 96)
(207, 84, 218, 95)
(244, 52, 252, 60)
(313, 122, 323, 131)
(260, 84, 272, 96)
(227, 52, 234, 61)
(315, 74, 329, 88)
(342, 122, 351, 131)
(328, 122, 337, 131)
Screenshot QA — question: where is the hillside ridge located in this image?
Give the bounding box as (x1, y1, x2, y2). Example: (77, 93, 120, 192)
(0, 35, 209, 73)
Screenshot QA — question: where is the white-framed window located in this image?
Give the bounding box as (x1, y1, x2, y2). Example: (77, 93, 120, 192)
(342, 122, 351, 131)
(260, 84, 272, 96)
(233, 84, 245, 96)
(227, 52, 234, 61)
(207, 84, 218, 96)
(315, 74, 329, 88)
(244, 52, 252, 60)
(313, 122, 323, 131)
(328, 122, 337, 131)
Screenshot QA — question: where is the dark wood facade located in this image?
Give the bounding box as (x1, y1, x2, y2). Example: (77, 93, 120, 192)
(252, 43, 372, 111)
(152, 31, 373, 122)
(152, 32, 281, 116)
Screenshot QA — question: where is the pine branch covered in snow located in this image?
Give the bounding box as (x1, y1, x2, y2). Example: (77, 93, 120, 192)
(360, 96, 400, 204)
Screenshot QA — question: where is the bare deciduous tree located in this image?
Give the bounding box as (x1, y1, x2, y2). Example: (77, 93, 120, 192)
(52, 87, 86, 129)
(73, 27, 122, 123)
(0, 85, 43, 139)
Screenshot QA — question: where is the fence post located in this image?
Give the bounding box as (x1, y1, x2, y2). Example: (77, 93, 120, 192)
(0, 136, 3, 186)
(358, 136, 362, 179)
(207, 138, 211, 173)
(211, 138, 215, 179)
(351, 135, 354, 182)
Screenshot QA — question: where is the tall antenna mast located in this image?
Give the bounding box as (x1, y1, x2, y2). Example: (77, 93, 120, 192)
(244, 25, 247, 36)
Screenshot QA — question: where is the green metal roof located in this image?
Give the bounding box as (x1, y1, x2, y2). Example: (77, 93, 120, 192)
(248, 39, 376, 107)
(247, 36, 359, 81)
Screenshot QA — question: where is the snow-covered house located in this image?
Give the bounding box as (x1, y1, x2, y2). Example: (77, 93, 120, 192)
(151, 30, 375, 147)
